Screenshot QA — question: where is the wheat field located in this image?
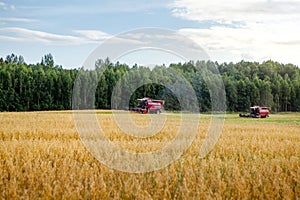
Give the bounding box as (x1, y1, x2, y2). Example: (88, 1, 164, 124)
(0, 111, 299, 199)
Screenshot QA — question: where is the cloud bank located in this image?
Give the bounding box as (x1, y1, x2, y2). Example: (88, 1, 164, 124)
(171, 0, 300, 65)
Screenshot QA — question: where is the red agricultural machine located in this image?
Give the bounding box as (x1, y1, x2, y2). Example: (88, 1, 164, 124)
(239, 106, 270, 118)
(131, 97, 164, 114)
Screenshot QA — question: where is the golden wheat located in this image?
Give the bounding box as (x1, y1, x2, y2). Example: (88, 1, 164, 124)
(0, 111, 299, 199)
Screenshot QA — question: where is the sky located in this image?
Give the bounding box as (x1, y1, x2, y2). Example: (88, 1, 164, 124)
(1, 0, 300, 68)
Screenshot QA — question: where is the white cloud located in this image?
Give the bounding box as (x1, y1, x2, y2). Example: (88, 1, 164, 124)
(179, 24, 300, 65)
(10, 5, 15, 11)
(0, 17, 38, 23)
(0, 34, 24, 42)
(0, 27, 85, 45)
(0, 1, 16, 11)
(171, 0, 300, 24)
(0, 1, 6, 9)
(0, 27, 156, 48)
(0, 27, 111, 45)
(74, 30, 111, 41)
(171, 0, 300, 65)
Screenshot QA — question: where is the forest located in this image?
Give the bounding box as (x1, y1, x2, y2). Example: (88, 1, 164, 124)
(0, 53, 300, 112)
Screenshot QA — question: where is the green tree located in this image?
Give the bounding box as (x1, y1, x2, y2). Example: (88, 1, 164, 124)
(41, 53, 54, 68)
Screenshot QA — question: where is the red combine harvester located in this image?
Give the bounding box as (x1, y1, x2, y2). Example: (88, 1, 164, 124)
(133, 97, 164, 114)
(239, 106, 270, 118)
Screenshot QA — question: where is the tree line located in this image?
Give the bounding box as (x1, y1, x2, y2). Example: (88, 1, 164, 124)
(1, 53, 300, 112)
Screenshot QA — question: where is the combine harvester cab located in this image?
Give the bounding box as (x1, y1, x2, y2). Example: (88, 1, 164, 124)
(136, 97, 164, 114)
(239, 106, 270, 118)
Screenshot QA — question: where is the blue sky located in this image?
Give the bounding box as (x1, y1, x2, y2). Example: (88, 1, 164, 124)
(1, 0, 300, 68)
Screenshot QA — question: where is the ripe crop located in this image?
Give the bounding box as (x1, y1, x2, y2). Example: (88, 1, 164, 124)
(0, 111, 299, 199)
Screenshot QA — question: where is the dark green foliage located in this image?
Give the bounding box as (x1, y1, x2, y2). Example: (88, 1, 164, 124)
(219, 60, 300, 112)
(0, 54, 77, 111)
(0, 54, 300, 112)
